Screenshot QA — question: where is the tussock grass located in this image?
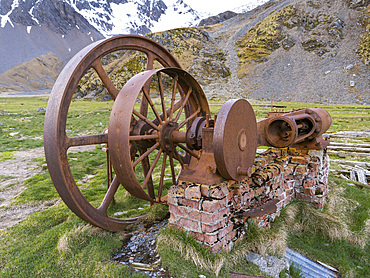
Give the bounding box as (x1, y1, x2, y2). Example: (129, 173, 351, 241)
(157, 219, 287, 277)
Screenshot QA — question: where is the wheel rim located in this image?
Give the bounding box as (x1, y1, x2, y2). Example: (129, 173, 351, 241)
(44, 35, 183, 231)
(108, 68, 210, 203)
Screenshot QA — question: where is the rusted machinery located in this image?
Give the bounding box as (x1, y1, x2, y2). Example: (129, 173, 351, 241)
(44, 35, 331, 231)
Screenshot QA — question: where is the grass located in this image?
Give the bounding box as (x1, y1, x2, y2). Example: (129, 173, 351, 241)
(157, 225, 271, 278)
(0, 152, 13, 161)
(0, 96, 369, 277)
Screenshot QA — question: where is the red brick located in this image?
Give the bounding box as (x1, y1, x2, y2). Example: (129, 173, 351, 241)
(226, 230, 237, 241)
(201, 211, 220, 224)
(209, 184, 229, 199)
(178, 198, 201, 210)
(169, 184, 185, 196)
(226, 191, 234, 202)
(286, 180, 295, 189)
(209, 237, 228, 253)
(202, 219, 226, 233)
(200, 184, 210, 197)
(311, 157, 320, 163)
(291, 156, 309, 164)
(242, 191, 255, 202)
(188, 210, 201, 221)
(278, 192, 286, 201)
(167, 194, 178, 205)
(218, 224, 233, 240)
(296, 193, 312, 202)
(169, 213, 177, 224)
(203, 233, 218, 245)
(186, 185, 201, 199)
(295, 164, 308, 174)
(169, 204, 188, 218)
(177, 217, 200, 232)
(303, 188, 315, 196)
(219, 206, 231, 218)
(303, 179, 316, 188)
(253, 186, 264, 197)
(271, 182, 279, 190)
(202, 198, 227, 213)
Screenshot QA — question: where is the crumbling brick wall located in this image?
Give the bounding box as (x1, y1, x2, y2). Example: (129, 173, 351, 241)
(167, 148, 330, 253)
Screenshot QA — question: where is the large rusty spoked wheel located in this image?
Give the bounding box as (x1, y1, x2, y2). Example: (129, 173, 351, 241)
(44, 35, 183, 231)
(109, 68, 210, 203)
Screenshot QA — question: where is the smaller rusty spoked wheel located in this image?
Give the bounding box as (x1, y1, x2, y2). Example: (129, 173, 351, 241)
(44, 35, 183, 231)
(108, 68, 210, 203)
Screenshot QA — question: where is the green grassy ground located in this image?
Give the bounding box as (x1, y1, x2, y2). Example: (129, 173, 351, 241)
(0, 96, 369, 277)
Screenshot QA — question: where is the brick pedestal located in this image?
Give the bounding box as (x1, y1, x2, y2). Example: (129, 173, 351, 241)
(168, 148, 330, 253)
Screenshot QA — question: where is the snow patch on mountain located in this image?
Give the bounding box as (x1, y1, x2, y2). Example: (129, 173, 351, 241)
(0, 0, 19, 28)
(234, 0, 270, 13)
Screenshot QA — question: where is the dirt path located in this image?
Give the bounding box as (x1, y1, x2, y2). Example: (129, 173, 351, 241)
(0, 145, 95, 229)
(0, 147, 49, 229)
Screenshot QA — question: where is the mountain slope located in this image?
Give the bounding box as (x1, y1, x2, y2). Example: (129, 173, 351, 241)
(69, 0, 370, 104)
(0, 0, 369, 104)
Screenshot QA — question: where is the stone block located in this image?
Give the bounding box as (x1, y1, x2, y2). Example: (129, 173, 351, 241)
(201, 211, 221, 224)
(203, 232, 218, 245)
(200, 184, 210, 197)
(169, 184, 185, 197)
(178, 198, 201, 210)
(218, 224, 234, 240)
(303, 179, 316, 188)
(202, 218, 226, 233)
(202, 198, 227, 213)
(291, 156, 309, 164)
(188, 209, 201, 221)
(209, 184, 229, 199)
(169, 204, 188, 218)
(186, 184, 201, 199)
(178, 217, 200, 232)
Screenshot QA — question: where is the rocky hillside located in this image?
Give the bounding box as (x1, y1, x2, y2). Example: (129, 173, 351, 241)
(1, 0, 369, 104)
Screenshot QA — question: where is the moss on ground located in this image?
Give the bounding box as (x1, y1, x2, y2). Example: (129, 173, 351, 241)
(358, 6, 370, 65)
(236, 6, 296, 70)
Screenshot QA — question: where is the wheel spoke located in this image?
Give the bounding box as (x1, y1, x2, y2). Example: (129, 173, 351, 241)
(157, 72, 167, 121)
(157, 153, 167, 202)
(92, 60, 119, 100)
(132, 142, 160, 168)
(142, 86, 163, 124)
(133, 109, 160, 131)
(142, 149, 163, 200)
(66, 133, 108, 148)
(168, 74, 178, 121)
(174, 87, 193, 123)
(98, 176, 120, 214)
(145, 53, 155, 70)
(169, 154, 177, 185)
(173, 150, 184, 168)
(177, 108, 201, 130)
(129, 134, 159, 141)
(177, 143, 200, 160)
